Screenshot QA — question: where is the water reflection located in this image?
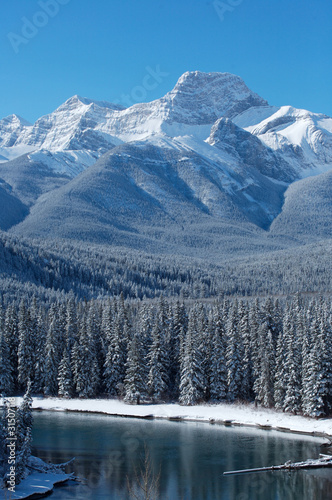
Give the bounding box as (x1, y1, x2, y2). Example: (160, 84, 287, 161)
(32, 412, 332, 500)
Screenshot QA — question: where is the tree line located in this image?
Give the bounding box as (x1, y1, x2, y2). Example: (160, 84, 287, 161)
(0, 294, 331, 418)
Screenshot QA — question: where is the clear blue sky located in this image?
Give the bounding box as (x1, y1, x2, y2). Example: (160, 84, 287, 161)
(1, 0, 331, 123)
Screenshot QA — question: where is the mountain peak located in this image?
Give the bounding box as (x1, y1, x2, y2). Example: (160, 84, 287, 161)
(1, 114, 31, 127)
(164, 71, 268, 124)
(174, 70, 244, 89)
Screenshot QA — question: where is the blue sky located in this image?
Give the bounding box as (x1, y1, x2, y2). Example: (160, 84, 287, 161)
(1, 0, 331, 122)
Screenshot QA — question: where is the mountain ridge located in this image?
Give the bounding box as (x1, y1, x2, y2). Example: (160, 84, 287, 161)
(0, 71, 331, 260)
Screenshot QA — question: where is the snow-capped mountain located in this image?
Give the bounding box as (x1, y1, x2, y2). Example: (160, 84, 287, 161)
(0, 72, 266, 159)
(233, 105, 332, 176)
(0, 71, 331, 258)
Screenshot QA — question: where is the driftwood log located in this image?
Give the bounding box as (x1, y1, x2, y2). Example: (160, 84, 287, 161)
(223, 454, 332, 475)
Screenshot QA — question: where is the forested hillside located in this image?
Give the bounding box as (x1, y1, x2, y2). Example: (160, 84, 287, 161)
(0, 231, 331, 304)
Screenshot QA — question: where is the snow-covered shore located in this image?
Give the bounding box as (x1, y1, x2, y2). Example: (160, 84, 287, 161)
(27, 397, 332, 439)
(0, 456, 73, 500)
(4, 471, 72, 500)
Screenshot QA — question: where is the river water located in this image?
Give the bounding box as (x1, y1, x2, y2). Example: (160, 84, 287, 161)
(32, 411, 332, 500)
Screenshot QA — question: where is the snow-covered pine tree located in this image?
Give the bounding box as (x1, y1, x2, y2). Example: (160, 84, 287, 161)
(44, 304, 64, 396)
(302, 312, 331, 417)
(33, 306, 47, 393)
(58, 349, 74, 398)
(196, 303, 210, 400)
(100, 299, 114, 349)
(179, 306, 205, 405)
(209, 306, 227, 402)
(321, 303, 332, 414)
(86, 300, 104, 381)
(17, 302, 35, 388)
(103, 311, 127, 396)
(225, 301, 242, 402)
(253, 322, 275, 408)
(65, 298, 78, 353)
(282, 307, 301, 414)
(72, 313, 100, 398)
(0, 316, 14, 395)
(248, 298, 261, 398)
(4, 305, 19, 391)
(148, 316, 169, 402)
(136, 303, 154, 393)
(124, 334, 148, 404)
(168, 303, 180, 397)
(263, 297, 283, 350)
(238, 303, 252, 401)
(301, 303, 313, 415)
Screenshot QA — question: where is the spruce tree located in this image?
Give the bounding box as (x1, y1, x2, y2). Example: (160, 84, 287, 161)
(238, 304, 253, 401)
(225, 302, 242, 402)
(124, 334, 148, 404)
(209, 306, 227, 401)
(103, 312, 127, 395)
(17, 302, 35, 388)
(254, 323, 275, 408)
(72, 314, 100, 398)
(44, 304, 64, 396)
(148, 319, 169, 402)
(179, 307, 205, 405)
(0, 326, 13, 395)
(58, 349, 74, 398)
(33, 307, 47, 393)
(4, 305, 19, 391)
(283, 310, 301, 414)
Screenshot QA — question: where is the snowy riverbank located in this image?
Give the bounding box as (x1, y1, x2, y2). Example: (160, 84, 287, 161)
(0, 457, 73, 500)
(5, 471, 72, 500)
(26, 397, 332, 439)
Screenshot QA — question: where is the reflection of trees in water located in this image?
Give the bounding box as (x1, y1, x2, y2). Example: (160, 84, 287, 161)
(32, 422, 332, 500)
(274, 471, 332, 500)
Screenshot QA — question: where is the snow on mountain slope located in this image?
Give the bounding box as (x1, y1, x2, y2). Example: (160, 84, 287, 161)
(0, 114, 35, 162)
(11, 142, 289, 258)
(142, 132, 288, 225)
(15, 96, 124, 152)
(0, 154, 72, 206)
(207, 117, 296, 182)
(233, 105, 332, 177)
(269, 169, 332, 241)
(27, 150, 99, 177)
(0, 114, 32, 147)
